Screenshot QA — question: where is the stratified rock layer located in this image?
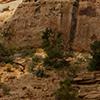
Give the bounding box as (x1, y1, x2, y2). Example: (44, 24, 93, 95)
(73, 71, 100, 100)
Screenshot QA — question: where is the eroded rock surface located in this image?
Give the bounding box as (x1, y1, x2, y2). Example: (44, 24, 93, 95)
(1, 0, 100, 51)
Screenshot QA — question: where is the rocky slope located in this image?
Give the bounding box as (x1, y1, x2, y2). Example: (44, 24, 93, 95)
(0, 56, 66, 100)
(0, 52, 100, 100)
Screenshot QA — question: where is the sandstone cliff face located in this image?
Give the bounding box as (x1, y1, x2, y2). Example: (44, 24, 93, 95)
(2, 0, 73, 49)
(1, 0, 100, 51)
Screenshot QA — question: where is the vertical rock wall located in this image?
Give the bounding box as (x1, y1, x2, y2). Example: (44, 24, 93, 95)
(73, 0, 100, 51)
(2, 0, 73, 49)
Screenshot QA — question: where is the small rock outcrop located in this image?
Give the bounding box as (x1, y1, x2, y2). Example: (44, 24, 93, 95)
(73, 71, 100, 99)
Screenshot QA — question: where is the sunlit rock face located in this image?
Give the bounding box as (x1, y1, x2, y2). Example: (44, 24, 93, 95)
(0, 0, 23, 33)
(73, 0, 100, 51)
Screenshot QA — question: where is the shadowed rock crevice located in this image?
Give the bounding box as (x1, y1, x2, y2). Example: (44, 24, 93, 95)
(68, 0, 80, 51)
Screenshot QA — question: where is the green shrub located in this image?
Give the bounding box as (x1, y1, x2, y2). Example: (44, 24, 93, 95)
(42, 28, 69, 68)
(17, 46, 35, 57)
(29, 55, 39, 72)
(0, 43, 13, 63)
(0, 83, 10, 95)
(34, 69, 45, 78)
(88, 41, 100, 71)
(30, 57, 46, 77)
(55, 79, 79, 100)
(29, 49, 46, 77)
(1, 27, 12, 37)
